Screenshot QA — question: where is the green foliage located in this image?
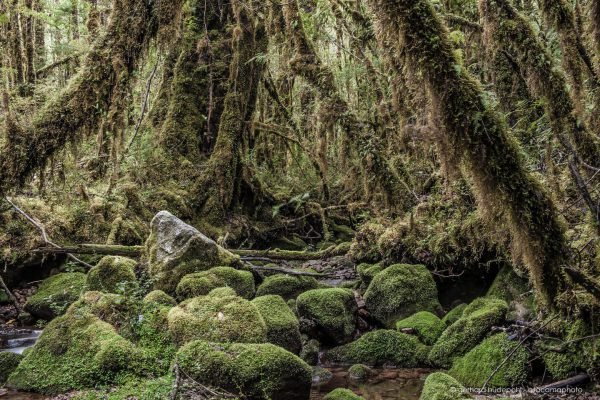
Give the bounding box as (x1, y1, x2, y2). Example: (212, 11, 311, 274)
(255, 274, 320, 300)
(0, 352, 23, 385)
(449, 333, 529, 388)
(72, 376, 174, 400)
(396, 311, 445, 345)
(364, 264, 440, 327)
(176, 340, 312, 400)
(175, 266, 255, 300)
(25, 272, 86, 319)
(251, 295, 302, 353)
(296, 288, 357, 344)
(419, 372, 472, 400)
(326, 330, 429, 367)
(87, 256, 138, 294)
(323, 388, 365, 400)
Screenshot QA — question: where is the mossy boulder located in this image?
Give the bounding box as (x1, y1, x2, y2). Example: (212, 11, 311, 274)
(24, 272, 86, 319)
(396, 311, 445, 345)
(487, 266, 533, 320)
(143, 290, 176, 307)
(176, 340, 312, 400)
(364, 264, 440, 327)
(420, 372, 471, 400)
(0, 352, 23, 385)
(449, 333, 528, 388)
(6, 311, 143, 394)
(144, 211, 239, 293)
(300, 338, 320, 365)
(323, 388, 365, 400)
(441, 303, 467, 326)
(347, 364, 374, 382)
(256, 274, 320, 300)
(86, 256, 137, 294)
(326, 330, 429, 367)
(252, 295, 302, 354)
(429, 297, 508, 368)
(296, 288, 357, 344)
(175, 266, 255, 300)
(167, 293, 267, 345)
(356, 263, 384, 285)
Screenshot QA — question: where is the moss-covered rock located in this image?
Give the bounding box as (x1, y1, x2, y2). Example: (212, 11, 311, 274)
(175, 266, 255, 300)
(347, 364, 374, 382)
(396, 311, 445, 345)
(252, 295, 302, 354)
(70, 376, 174, 400)
(441, 303, 467, 326)
(487, 266, 533, 321)
(356, 263, 384, 286)
(24, 272, 86, 319)
(6, 311, 143, 394)
(87, 256, 137, 294)
(167, 293, 267, 345)
(300, 338, 320, 365)
(364, 264, 440, 327)
(323, 388, 365, 400)
(326, 330, 429, 367)
(0, 352, 23, 385)
(176, 340, 312, 400)
(429, 297, 508, 368)
(420, 372, 471, 400)
(449, 333, 528, 388)
(143, 290, 176, 307)
(144, 211, 240, 293)
(256, 274, 320, 300)
(296, 288, 357, 344)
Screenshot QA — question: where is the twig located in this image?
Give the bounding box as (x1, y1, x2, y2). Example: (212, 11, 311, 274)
(4, 198, 93, 269)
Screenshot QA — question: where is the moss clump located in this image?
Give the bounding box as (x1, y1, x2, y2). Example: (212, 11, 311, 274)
(25, 272, 86, 319)
(347, 364, 374, 382)
(0, 352, 23, 385)
(300, 338, 320, 365)
(71, 376, 173, 400)
(255, 274, 320, 300)
(323, 388, 365, 400)
(176, 340, 312, 400)
(487, 266, 529, 303)
(441, 303, 467, 326)
(364, 264, 440, 327)
(449, 333, 528, 388)
(396, 311, 445, 345)
(175, 266, 255, 300)
(326, 330, 429, 367)
(296, 288, 357, 344)
(167, 293, 267, 345)
(143, 290, 176, 307)
(356, 263, 384, 285)
(86, 256, 137, 294)
(6, 311, 142, 394)
(420, 372, 472, 400)
(252, 295, 302, 354)
(429, 297, 508, 368)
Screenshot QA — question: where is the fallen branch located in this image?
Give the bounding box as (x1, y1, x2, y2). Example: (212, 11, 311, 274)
(537, 373, 590, 390)
(5, 198, 93, 269)
(246, 262, 331, 277)
(564, 266, 600, 300)
(36, 52, 82, 77)
(0, 274, 21, 314)
(35, 244, 143, 257)
(234, 243, 350, 261)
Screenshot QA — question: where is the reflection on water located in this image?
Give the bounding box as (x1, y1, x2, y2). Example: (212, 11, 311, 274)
(310, 367, 432, 400)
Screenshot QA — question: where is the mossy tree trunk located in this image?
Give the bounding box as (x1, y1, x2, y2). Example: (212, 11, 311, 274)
(369, 0, 569, 309)
(0, 0, 184, 194)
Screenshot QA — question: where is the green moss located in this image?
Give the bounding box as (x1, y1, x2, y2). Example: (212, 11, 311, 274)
(296, 288, 357, 344)
(429, 297, 508, 368)
(347, 364, 374, 382)
(167, 293, 267, 345)
(396, 311, 445, 345)
(87, 256, 137, 294)
(449, 333, 528, 388)
(364, 264, 440, 327)
(441, 303, 467, 326)
(176, 340, 312, 400)
(300, 338, 320, 365)
(323, 388, 365, 400)
(175, 266, 255, 300)
(25, 272, 86, 319)
(256, 274, 320, 300)
(0, 352, 23, 385)
(326, 330, 429, 367)
(207, 286, 237, 297)
(143, 290, 176, 307)
(420, 372, 471, 400)
(252, 295, 302, 354)
(486, 266, 529, 303)
(356, 263, 384, 285)
(134, 303, 177, 375)
(71, 376, 174, 400)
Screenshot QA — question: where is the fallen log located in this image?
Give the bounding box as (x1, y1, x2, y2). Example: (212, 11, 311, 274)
(537, 373, 590, 390)
(34, 244, 144, 257)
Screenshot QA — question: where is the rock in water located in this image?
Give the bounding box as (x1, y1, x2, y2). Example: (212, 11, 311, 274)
(144, 211, 240, 293)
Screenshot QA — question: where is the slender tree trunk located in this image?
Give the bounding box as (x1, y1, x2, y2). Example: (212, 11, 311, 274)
(8, 0, 25, 85)
(368, 0, 569, 309)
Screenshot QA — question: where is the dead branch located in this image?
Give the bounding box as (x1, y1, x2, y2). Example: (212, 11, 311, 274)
(0, 273, 21, 314)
